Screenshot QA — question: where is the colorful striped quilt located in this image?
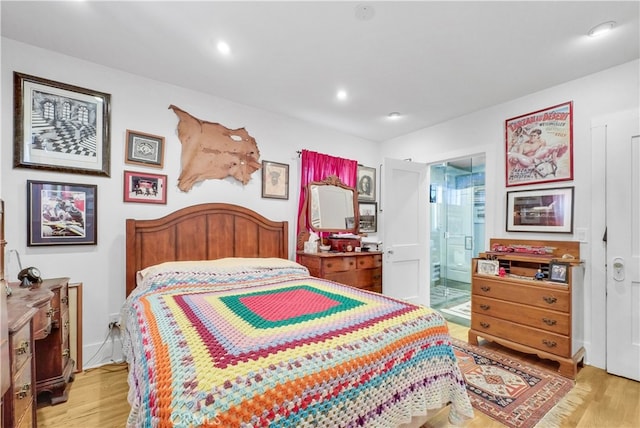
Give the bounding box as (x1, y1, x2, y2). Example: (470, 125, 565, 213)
(121, 259, 473, 427)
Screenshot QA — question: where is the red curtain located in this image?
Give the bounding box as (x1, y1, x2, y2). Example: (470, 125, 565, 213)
(296, 150, 358, 246)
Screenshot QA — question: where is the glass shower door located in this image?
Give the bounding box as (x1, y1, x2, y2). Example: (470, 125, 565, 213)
(429, 156, 485, 325)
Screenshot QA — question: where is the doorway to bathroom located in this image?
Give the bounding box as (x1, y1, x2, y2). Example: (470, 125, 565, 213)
(429, 155, 485, 326)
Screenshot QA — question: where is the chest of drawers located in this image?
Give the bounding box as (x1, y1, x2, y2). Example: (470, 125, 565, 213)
(296, 251, 383, 293)
(468, 239, 585, 379)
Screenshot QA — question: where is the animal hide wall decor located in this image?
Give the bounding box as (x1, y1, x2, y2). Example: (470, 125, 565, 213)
(169, 105, 261, 191)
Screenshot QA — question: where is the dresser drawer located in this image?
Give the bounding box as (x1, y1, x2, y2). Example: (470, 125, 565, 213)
(11, 322, 31, 375)
(32, 300, 52, 340)
(322, 257, 357, 273)
(472, 313, 571, 357)
(472, 277, 569, 312)
(355, 254, 382, 269)
(472, 295, 570, 335)
(12, 360, 33, 426)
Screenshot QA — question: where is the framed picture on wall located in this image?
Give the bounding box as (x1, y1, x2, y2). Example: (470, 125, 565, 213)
(123, 170, 168, 204)
(358, 202, 377, 233)
(506, 186, 574, 233)
(261, 160, 289, 199)
(125, 130, 165, 168)
(14, 72, 111, 177)
(357, 165, 376, 201)
(27, 180, 97, 246)
(505, 101, 573, 187)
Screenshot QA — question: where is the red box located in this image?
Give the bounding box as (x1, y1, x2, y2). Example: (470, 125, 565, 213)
(328, 238, 361, 252)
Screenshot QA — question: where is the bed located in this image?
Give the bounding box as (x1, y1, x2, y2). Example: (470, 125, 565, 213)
(122, 203, 473, 427)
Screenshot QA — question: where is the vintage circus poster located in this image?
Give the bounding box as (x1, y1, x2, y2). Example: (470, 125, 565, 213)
(505, 101, 573, 187)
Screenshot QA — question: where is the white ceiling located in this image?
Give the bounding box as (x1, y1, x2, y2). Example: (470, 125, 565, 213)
(2, 1, 638, 142)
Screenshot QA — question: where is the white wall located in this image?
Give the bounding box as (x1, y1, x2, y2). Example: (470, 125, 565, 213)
(380, 59, 640, 368)
(1, 38, 381, 367)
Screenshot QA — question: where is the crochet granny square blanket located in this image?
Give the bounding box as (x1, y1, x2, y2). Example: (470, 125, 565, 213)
(121, 259, 473, 427)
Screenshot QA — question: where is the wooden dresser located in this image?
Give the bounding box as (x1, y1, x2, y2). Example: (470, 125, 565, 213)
(4, 284, 53, 428)
(0, 200, 8, 427)
(296, 251, 383, 293)
(34, 278, 75, 405)
(468, 238, 585, 379)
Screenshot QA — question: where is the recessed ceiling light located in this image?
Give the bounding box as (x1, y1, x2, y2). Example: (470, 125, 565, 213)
(388, 112, 401, 119)
(588, 21, 616, 37)
(336, 90, 348, 101)
(217, 40, 231, 55)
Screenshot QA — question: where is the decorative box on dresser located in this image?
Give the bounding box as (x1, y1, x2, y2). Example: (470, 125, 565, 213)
(296, 251, 383, 293)
(34, 278, 75, 405)
(468, 238, 585, 379)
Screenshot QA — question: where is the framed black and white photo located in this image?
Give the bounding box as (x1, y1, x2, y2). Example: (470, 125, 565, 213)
(549, 261, 569, 283)
(357, 165, 376, 201)
(14, 72, 111, 177)
(261, 160, 289, 199)
(506, 187, 574, 233)
(27, 180, 97, 246)
(358, 202, 377, 233)
(125, 130, 165, 168)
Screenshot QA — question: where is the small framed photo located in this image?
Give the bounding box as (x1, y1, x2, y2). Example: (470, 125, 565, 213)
(359, 202, 377, 233)
(261, 160, 289, 199)
(123, 170, 168, 204)
(125, 129, 165, 168)
(477, 259, 499, 276)
(506, 186, 574, 233)
(14, 72, 111, 177)
(549, 261, 569, 283)
(27, 180, 97, 246)
(357, 165, 376, 201)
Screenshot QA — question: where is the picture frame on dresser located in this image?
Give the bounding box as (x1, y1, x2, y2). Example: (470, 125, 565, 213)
(549, 261, 569, 283)
(13, 72, 111, 177)
(477, 259, 499, 276)
(27, 180, 97, 246)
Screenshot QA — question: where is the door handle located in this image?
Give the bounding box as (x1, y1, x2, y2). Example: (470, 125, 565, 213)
(612, 257, 625, 281)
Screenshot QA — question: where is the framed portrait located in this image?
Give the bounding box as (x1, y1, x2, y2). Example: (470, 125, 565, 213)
(549, 261, 569, 284)
(505, 101, 573, 187)
(358, 202, 377, 233)
(27, 180, 97, 246)
(261, 160, 289, 199)
(357, 165, 376, 201)
(506, 186, 574, 233)
(123, 170, 168, 204)
(14, 72, 111, 177)
(477, 259, 499, 276)
(125, 130, 165, 168)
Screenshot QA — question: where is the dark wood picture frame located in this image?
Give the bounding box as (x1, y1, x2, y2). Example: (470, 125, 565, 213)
(123, 170, 168, 204)
(261, 160, 289, 199)
(358, 201, 377, 233)
(125, 129, 165, 168)
(14, 72, 111, 177)
(506, 186, 574, 233)
(357, 165, 376, 201)
(27, 180, 97, 246)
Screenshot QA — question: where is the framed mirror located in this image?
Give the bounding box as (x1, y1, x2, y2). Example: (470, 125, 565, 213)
(303, 175, 359, 231)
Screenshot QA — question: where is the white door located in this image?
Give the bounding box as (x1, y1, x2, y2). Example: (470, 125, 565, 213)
(381, 158, 428, 305)
(606, 109, 640, 381)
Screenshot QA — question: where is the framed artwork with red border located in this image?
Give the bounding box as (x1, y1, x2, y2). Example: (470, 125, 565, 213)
(123, 170, 167, 204)
(505, 101, 573, 187)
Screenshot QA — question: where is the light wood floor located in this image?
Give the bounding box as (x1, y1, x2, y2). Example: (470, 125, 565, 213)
(37, 322, 640, 427)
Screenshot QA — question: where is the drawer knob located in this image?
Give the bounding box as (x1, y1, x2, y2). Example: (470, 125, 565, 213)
(480, 321, 490, 329)
(62, 348, 71, 357)
(542, 318, 557, 326)
(479, 304, 491, 310)
(16, 340, 30, 355)
(15, 384, 30, 399)
(61, 296, 69, 305)
(542, 339, 557, 348)
(327, 263, 333, 268)
(543, 296, 557, 304)
(480, 286, 491, 292)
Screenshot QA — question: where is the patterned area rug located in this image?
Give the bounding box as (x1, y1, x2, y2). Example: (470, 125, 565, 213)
(451, 338, 579, 428)
(440, 301, 471, 320)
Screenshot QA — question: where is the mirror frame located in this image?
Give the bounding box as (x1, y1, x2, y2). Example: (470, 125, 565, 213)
(297, 175, 359, 249)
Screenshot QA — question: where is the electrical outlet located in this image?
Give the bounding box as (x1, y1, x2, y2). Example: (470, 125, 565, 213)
(108, 313, 121, 330)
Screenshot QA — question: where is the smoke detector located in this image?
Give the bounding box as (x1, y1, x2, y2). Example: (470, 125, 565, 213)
(355, 4, 375, 21)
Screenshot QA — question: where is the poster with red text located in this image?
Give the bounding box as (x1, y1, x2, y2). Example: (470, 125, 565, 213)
(505, 101, 573, 187)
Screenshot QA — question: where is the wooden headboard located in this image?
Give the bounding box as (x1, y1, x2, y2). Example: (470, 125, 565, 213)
(125, 203, 288, 296)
